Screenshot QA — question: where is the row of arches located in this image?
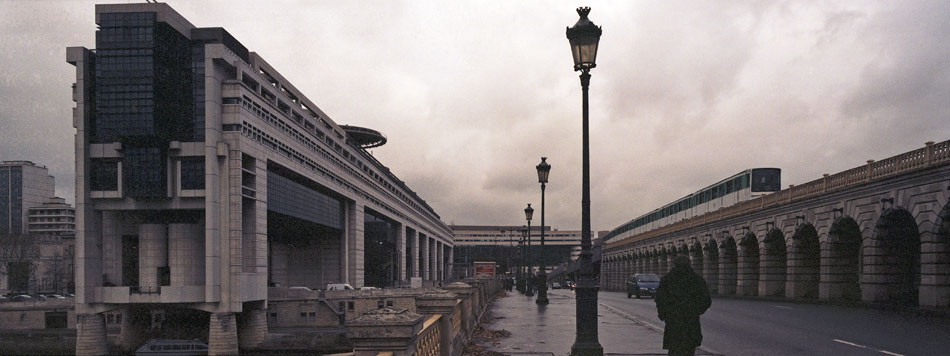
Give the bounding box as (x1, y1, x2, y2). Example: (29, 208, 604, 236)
(602, 206, 942, 307)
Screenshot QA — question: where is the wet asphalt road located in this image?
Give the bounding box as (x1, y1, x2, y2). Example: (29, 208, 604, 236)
(596, 290, 950, 356)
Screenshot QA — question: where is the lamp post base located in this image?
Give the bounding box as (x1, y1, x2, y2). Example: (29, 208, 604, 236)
(536, 272, 549, 305)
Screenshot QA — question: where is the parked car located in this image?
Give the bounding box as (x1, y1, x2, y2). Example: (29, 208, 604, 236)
(288, 286, 313, 292)
(627, 273, 660, 299)
(11, 294, 32, 302)
(327, 283, 355, 291)
(46, 294, 67, 299)
(551, 283, 561, 289)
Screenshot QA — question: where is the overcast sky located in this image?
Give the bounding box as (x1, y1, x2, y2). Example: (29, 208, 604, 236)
(1, 1, 948, 233)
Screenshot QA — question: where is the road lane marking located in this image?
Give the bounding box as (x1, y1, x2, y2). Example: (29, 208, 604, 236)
(599, 302, 725, 356)
(833, 339, 905, 356)
(771, 305, 794, 310)
(833, 339, 867, 348)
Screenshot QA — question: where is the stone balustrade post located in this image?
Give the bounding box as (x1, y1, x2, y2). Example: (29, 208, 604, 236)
(925, 141, 935, 165)
(866, 159, 874, 182)
(443, 282, 476, 335)
(346, 307, 424, 356)
(416, 290, 459, 356)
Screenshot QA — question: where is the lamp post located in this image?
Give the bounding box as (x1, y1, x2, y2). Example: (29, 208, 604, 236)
(535, 157, 551, 305)
(524, 204, 534, 297)
(519, 226, 527, 293)
(566, 7, 603, 356)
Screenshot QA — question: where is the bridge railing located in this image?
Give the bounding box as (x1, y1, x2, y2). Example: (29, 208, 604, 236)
(606, 139, 949, 251)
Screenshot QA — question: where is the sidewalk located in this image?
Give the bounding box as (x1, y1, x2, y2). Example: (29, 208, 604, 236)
(474, 289, 718, 356)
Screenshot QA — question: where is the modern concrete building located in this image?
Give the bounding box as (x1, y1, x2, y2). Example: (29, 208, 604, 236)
(67, 3, 452, 355)
(28, 197, 76, 238)
(451, 225, 582, 274)
(0, 161, 56, 235)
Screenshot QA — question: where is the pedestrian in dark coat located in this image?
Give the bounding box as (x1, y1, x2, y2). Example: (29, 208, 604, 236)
(655, 255, 711, 356)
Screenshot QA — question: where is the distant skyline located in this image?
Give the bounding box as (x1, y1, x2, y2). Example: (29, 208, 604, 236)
(1, 1, 948, 232)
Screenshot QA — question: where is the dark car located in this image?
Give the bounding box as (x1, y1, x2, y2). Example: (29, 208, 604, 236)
(626, 273, 660, 298)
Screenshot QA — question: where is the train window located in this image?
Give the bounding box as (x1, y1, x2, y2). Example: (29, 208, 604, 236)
(751, 168, 781, 192)
(742, 174, 749, 189)
(726, 180, 733, 194)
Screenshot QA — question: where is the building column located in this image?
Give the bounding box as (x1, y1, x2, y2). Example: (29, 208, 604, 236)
(437, 242, 444, 282)
(447, 247, 454, 280)
(420, 234, 429, 280)
(76, 313, 108, 356)
(409, 229, 419, 278)
(430, 238, 437, 281)
(396, 224, 407, 282)
(347, 201, 365, 287)
(169, 223, 204, 286)
(208, 312, 239, 356)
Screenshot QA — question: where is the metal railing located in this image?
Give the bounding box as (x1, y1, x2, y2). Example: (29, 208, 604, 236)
(606, 140, 950, 251)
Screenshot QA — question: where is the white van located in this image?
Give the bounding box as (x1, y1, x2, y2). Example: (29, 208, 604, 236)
(327, 283, 355, 291)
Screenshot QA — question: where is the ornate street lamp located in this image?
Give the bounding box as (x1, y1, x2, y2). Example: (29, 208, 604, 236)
(524, 203, 535, 297)
(535, 157, 551, 305)
(566, 6, 603, 356)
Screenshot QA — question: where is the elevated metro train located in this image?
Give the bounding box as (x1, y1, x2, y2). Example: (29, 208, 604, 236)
(604, 168, 781, 243)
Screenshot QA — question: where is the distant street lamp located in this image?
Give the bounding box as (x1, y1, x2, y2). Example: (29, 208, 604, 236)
(566, 6, 603, 356)
(535, 157, 551, 305)
(524, 203, 534, 297)
(519, 226, 527, 293)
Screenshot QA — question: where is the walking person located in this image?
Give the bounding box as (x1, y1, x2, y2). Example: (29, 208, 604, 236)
(655, 255, 711, 356)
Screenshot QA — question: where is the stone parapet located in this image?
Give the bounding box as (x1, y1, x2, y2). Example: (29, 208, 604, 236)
(346, 307, 423, 356)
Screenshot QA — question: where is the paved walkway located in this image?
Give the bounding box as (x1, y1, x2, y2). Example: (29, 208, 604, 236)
(476, 289, 718, 356)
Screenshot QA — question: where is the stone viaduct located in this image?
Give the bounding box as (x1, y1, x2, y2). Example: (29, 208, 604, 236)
(601, 140, 950, 308)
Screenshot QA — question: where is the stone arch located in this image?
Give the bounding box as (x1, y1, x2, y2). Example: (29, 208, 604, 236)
(821, 216, 863, 301)
(690, 240, 704, 279)
(738, 233, 760, 296)
(760, 228, 787, 296)
(864, 207, 920, 306)
(719, 236, 738, 295)
(787, 224, 820, 299)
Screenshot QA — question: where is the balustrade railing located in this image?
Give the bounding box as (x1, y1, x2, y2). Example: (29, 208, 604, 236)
(607, 139, 950, 251)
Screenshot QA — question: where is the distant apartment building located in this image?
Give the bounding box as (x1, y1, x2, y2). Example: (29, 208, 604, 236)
(0, 165, 73, 296)
(67, 3, 452, 354)
(0, 161, 55, 234)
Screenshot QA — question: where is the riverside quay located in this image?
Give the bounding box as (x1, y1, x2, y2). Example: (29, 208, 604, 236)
(68, 3, 453, 354)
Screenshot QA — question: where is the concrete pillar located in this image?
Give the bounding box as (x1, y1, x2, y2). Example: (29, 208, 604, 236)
(118, 307, 144, 352)
(919, 230, 949, 307)
(396, 224, 406, 282)
(347, 202, 365, 287)
(76, 313, 108, 356)
(737, 246, 758, 296)
(139, 223, 168, 291)
(238, 307, 268, 349)
(169, 223, 205, 286)
(208, 312, 239, 356)
(409, 229, 419, 278)
(430, 238, 437, 282)
(703, 252, 719, 294)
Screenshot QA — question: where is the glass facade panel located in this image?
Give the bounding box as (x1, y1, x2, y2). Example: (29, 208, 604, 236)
(90, 159, 119, 191)
(124, 146, 166, 198)
(266, 170, 343, 230)
(180, 157, 205, 190)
